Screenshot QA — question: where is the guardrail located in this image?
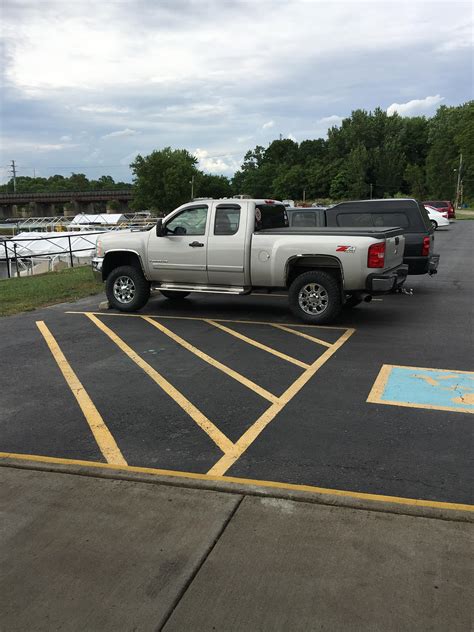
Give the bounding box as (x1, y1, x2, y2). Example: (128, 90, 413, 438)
(0, 231, 106, 279)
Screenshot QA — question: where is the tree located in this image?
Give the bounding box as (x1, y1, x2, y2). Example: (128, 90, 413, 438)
(345, 143, 370, 198)
(404, 164, 427, 199)
(196, 173, 232, 199)
(130, 147, 200, 214)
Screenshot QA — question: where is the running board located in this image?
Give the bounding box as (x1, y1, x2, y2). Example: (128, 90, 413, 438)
(152, 283, 249, 295)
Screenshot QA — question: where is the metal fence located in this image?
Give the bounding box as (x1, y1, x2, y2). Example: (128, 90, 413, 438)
(0, 231, 106, 279)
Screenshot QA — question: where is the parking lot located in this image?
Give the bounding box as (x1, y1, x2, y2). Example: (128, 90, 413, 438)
(1, 222, 473, 508)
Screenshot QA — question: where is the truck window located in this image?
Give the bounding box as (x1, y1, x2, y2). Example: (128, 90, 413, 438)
(372, 213, 410, 228)
(255, 203, 288, 230)
(336, 213, 372, 227)
(165, 206, 208, 236)
(214, 205, 241, 235)
(291, 211, 318, 227)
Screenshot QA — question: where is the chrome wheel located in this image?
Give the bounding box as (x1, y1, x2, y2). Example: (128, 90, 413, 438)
(298, 282, 329, 315)
(113, 275, 136, 304)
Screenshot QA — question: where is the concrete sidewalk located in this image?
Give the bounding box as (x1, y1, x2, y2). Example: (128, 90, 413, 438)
(0, 466, 472, 632)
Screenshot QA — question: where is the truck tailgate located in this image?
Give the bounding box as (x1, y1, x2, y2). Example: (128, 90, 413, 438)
(384, 233, 405, 269)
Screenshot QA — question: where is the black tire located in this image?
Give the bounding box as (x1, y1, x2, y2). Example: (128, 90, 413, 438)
(105, 265, 150, 312)
(344, 294, 363, 309)
(160, 290, 190, 300)
(430, 219, 438, 230)
(288, 270, 342, 324)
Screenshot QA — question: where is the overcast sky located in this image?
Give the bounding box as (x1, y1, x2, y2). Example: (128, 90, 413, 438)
(0, 0, 472, 184)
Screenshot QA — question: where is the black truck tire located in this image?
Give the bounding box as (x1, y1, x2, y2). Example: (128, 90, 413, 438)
(160, 290, 191, 300)
(288, 270, 342, 324)
(105, 265, 150, 312)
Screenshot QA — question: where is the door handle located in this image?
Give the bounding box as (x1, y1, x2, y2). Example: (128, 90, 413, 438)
(189, 241, 204, 247)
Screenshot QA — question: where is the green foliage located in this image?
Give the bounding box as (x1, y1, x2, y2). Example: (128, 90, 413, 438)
(231, 101, 472, 203)
(0, 173, 132, 194)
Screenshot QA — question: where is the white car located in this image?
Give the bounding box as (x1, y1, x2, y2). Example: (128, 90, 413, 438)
(424, 205, 450, 230)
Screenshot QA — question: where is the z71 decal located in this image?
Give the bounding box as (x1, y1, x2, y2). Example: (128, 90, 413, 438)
(336, 245, 356, 253)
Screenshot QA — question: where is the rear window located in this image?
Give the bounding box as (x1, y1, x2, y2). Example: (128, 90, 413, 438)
(336, 212, 409, 228)
(254, 203, 288, 230)
(424, 201, 446, 209)
(290, 211, 319, 227)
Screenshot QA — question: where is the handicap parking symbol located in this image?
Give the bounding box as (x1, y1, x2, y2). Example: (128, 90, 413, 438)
(367, 365, 474, 414)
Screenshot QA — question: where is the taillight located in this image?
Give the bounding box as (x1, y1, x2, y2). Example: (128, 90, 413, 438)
(368, 242, 385, 268)
(422, 236, 430, 256)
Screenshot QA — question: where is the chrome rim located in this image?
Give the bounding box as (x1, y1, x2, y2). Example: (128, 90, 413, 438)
(298, 282, 329, 315)
(113, 276, 136, 304)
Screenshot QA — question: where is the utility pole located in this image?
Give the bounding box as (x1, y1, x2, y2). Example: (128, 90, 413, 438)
(370, 183, 373, 199)
(10, 160, 17, 192)
(455, 153, 463, 210)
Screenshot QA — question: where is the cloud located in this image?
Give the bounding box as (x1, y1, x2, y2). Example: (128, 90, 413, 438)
(78, 105, 130, 114)
(193, 148, 241, 175)
(387, 95, 445, 117)
(262, 120, 274, 130)
(60, 135, 72, 141)
(101, 128, 138, 139)
(318, 115, 343, 127)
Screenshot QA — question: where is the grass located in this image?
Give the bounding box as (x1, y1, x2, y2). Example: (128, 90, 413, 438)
(0, 265, 104, 317)
(455, 208, 474, 220)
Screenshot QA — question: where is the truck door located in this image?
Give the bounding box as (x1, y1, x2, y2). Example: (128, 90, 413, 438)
(147, 203, 209, 283)
(207, 202, 247, 286)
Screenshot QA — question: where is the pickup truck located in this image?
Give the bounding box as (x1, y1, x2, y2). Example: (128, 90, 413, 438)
(92, 199, 408, 324)
(287, 198, 439, 276)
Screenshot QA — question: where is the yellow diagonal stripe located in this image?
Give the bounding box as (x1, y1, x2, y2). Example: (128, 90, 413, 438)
(208, 327, 355, 476)
(36, 321, 127, 466)
(272, 324, 332, 348)
(85, 313, 234, 454)
(205, 319, 310, 369)
(142, 316, 278, 403)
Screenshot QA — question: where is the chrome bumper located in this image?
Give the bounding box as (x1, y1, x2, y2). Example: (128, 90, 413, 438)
(92, 257, 104, 281)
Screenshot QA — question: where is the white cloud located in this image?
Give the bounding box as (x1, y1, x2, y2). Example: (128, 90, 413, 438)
(318, 115, 343, 127)
(387, 95, 445, 117)
(60, 135, 72, 141)
(193, 148, 241, 174)
(78, 105, 130, 114)
(286, 133, 296, 142)
(262, 120, 274, 130)
(101, 128, 138, 139)
(120, 150, 142, 166)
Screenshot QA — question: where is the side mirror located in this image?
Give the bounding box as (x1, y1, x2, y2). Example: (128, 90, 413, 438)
(156, 218, 164, 236)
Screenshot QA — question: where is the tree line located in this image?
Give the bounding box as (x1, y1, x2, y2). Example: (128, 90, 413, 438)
(2, 101, 472, 215)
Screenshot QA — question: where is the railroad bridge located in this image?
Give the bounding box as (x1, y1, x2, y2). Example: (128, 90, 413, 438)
(0, 190, 134, 219)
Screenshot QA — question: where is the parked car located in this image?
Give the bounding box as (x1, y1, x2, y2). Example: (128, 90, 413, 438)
(423, 200, 455, 220)
(424, 205, 450, 230)
(92, 198, 408, 324)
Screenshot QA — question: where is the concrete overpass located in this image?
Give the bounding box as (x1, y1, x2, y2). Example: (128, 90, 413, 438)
(0, 190, 134, 219)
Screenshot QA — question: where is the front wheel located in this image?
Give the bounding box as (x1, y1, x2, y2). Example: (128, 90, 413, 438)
(430, 219, 438, 230)
(106, 265, 150, 312)
(288, 270, 342, 324)
(160, 290, 190, 300)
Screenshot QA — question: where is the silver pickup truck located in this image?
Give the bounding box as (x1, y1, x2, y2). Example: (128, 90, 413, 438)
(92, 198, 408, 324)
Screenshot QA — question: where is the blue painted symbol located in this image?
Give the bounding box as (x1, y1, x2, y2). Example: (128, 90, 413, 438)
(380, 367, 474, 413)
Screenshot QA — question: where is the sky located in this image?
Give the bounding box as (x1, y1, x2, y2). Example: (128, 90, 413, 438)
(0, 0, 472, 184)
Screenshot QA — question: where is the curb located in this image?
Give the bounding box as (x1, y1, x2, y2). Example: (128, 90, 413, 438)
(0, 456, 472, 523)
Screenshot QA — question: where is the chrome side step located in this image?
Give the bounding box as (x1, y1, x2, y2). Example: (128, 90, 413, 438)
(152, 283, 249, 295)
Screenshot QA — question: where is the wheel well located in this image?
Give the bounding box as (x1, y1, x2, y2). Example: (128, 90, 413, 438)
(286, 256, 343, 287)
(102, 251, 144, 280)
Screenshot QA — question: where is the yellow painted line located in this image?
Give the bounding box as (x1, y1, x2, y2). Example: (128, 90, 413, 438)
(208, 328, 356, 476)
(36, 321, 127, 466)
(66, 311, 349, 330)
(1, 452, 472, 514)
(205, 319, 310, 369)
(367, 364, 474, 414)
(142, 316, 278, 403)
(272, 324, 332, 348)
(84, 313, 234, 454)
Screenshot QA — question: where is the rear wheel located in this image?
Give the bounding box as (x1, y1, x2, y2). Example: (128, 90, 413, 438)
(106, 265, 150, 312)
(160, 290, 191, 300)
(288, 270, 342, 324)
(430, 219, 438, 230)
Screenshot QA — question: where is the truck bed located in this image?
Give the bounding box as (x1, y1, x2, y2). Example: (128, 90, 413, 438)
(257, 226, 404, 239)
